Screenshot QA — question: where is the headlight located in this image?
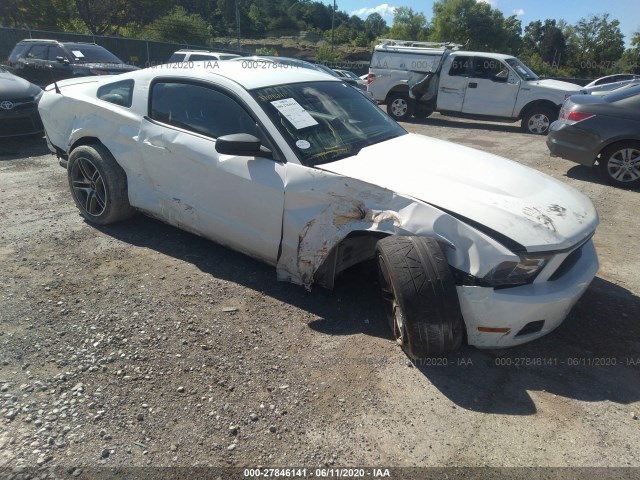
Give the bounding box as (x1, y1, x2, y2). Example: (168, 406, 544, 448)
(482, 253, 551, 287)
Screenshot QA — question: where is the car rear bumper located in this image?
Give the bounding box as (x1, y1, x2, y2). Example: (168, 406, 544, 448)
(458, 239, 598, 348)
(547, 121, 601, 166)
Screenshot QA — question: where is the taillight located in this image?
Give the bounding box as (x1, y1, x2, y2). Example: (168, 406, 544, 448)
(367, 73, 375, 84)
(559, 109, 595, 125)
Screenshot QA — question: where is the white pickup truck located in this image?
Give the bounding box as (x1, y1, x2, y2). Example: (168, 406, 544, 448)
(368, 39, 586, 134)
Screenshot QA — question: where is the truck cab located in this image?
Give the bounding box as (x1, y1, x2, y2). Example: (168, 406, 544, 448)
(368, 40, 586, 134)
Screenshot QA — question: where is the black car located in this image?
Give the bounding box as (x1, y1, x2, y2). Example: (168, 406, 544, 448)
(5, 39, 139, 88)
(0, 65, 43, 137)
(547, 85, 640, 188)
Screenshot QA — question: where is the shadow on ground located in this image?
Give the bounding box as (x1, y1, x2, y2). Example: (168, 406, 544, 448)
(96, 215, 640, 416)
(566, 164, 639, 191)
(0, 135, 49, 161)
(407, 114, 523, 134)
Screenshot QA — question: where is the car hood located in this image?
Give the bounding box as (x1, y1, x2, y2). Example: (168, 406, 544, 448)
(320, 133, 598, 252)
(0, 71, 41, 98)
(529, 78, 585, 93)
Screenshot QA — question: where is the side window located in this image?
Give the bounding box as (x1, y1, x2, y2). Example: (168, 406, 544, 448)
(8, 44, 30, 63)
(189, 54, 217, 61)
(448, 56, 472, 77)
(27, 45, 48, 60)
(168, 53, 186, 62)
(473, 57, 508, 80)
(47, 45, 67, 61)
(97, 79, 134, 107)
(150, 82, 257, 139)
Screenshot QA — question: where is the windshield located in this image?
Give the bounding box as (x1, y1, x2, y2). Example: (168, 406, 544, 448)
(252, 81, 406, 166)
(505, 58, 538, 81)
(62, 44, 123, 64)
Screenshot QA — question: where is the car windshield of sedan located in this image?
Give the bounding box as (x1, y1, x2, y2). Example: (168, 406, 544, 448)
(252, 81, 406, 166)
(63, 44, 123, 64)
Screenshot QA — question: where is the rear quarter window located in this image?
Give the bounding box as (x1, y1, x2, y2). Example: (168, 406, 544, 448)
(97, 79, 134, 107)
(168, 53, 186, 62)
(188, 54, 219, 61)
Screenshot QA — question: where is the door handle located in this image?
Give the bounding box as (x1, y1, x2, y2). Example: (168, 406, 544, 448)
(468, 82, 478, 88)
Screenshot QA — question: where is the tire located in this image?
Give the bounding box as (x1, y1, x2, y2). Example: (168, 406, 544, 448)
(386, 94, 413, 121)
(521, 107, 556, 135)
(376, 236, 465, 358)
(598, 141, 640, 188)
(413, 103, 433, 119)
(67, 144, 136, 225)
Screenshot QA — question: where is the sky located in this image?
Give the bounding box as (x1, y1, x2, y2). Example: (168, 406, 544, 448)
(341, 0, 640, 45)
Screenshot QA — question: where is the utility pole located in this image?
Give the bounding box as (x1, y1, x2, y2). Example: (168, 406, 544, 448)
(236, 0, 241, 51)
(330, 0, 335, 52)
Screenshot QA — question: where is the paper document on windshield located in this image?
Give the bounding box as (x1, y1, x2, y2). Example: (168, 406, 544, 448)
(71, 50, 85, 58)
(271, 98, 318, 130)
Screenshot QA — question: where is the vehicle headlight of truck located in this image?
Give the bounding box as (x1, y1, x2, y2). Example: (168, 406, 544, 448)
(482, 253, 552, 287)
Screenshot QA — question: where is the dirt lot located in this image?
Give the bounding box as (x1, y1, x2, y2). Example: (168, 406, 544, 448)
(1, 114, 639, 478)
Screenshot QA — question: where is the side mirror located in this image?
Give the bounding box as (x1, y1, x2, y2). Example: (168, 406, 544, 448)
(56, 56, 70, 65)
(215, 133, 273, 159)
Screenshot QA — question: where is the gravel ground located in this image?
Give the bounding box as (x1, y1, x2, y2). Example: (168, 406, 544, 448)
(0, 114, 639, 478)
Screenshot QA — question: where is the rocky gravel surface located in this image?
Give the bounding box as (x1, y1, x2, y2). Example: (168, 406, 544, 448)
(1, 118, 639, 479)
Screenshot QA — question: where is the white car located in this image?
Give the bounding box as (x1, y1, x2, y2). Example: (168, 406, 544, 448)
(38, 63, 599, 358)
(584, 74, 640, 94)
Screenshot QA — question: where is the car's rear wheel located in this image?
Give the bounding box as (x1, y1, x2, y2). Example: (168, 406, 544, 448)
(521, 107, 556, 135)
(376, 236, 465, 358)
(386, 94, 413, 121)
(598, 142, 640, 188)
(68, 144, 135, 225)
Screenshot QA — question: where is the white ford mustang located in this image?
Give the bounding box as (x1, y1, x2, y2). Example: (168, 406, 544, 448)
(38, 62, 599, 358)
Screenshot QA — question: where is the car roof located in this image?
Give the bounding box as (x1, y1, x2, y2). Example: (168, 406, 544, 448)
(141, 61, 341, 90)
(19, 39, 99, 46)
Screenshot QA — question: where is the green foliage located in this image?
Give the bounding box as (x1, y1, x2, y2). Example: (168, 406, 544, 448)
(430, 0, 521, 53)
(315, 44, 342, 62)
(364, 13, 387, 40)
(563, 14, 625, 77)
(619, 32, 640, 74)
(140, 6, 211, 45)
(388, 7, 429, 41)
(255, 46, 278, 55)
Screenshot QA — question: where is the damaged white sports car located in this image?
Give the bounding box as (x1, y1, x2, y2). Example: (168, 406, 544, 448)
(39, 63, 599, 358)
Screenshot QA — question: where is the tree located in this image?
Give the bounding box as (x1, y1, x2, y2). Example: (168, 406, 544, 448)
(620, 31, 640, 74)
(430, 0, 521, 52)
(388, 7, 429, 41)
(564, 14, 625, 77)
(521, 19, 567, 73)
(364, 12, 387, 40)
(141, 6, 211, 45)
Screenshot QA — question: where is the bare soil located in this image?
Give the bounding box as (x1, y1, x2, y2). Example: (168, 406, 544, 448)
(1, 115, 639, 477)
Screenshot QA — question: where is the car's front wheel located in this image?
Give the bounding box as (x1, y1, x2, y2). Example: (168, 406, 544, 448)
(376, 236, 465, 358)
(67, 144, 136, 225)
(521, 107, 556, 135)
(386, 94, 413, 121)
(598, 141, 640, 188)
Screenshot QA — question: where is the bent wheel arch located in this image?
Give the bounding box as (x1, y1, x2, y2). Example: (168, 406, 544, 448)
(67, 143, 136, 225)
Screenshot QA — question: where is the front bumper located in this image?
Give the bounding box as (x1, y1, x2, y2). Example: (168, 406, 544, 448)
(458, 239, 598, 348)
(0, 102, 43, 137)
(547, 121, 601, 166)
